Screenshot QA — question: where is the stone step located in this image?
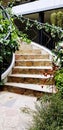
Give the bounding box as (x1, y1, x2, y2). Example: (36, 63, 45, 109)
(8, 74, 54, 85)
(15, 54, 49, 60)
(15, 49, 42, 54)
(15, 59, 52, 66)
(19, 44, 49, 53)
(5, 82, 56, 94)
(19, 44, 33, 50)
(12, 66, 53, 75)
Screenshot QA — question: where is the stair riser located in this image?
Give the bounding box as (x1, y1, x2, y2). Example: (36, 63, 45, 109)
(15, 55, 49, 60)
(8, 77, 54, 85)
(3, 86, 46, 97)
(15, 61, 52, 66)
(16, 50, 41, 54)
(12, 68, 54, 75)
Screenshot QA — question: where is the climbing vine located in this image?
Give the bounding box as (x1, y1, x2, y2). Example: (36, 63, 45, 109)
(14, 15, 63, 43)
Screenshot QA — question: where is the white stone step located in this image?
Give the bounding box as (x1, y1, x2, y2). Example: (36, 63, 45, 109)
(13, 66, 52, 69)
(15, 59, 52, 66)
(5, 82, 56, 93)
(15, 54, 49, 56)
(9, 74, 53, 79)
(15, 54, 49, 60)
(15, 59, 51, 61)
(12, 66, 53, 75)
(8, 73, 54, 85)
(15, 49, 42, 54)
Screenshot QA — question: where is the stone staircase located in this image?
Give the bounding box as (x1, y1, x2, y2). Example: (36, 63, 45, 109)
(4, 42, 56, 97)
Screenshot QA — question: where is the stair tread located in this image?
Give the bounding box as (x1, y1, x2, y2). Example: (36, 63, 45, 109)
(5, 82, 56, 93)
(15, 53, 49, 56)
(16, 49, 42, 51)
(9, 74, 53, 78)
(15, 59, 51, 61)
(14, 66, 52, 69)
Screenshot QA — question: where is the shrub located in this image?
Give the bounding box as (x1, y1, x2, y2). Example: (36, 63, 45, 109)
(50, 11, 63, 28)
(52, 42, 63, 97)
(57, 11, 63, 28)
(54, 68, 63, 96)
(0, 4, 21, 76)
(50, 12, 57, 25)
(29, 93, 63, 130)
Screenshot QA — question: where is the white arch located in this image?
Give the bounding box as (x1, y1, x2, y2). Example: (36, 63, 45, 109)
(12, 0, 63, 16)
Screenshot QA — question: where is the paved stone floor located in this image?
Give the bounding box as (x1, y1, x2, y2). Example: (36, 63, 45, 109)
(0, 91, 37, 130)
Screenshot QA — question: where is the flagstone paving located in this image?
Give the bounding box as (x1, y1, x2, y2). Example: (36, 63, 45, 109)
(0, 91, 37, 130)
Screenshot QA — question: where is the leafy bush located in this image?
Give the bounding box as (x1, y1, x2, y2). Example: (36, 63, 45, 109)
(53, 41, 63, 67)
(52, 42, 63, 96)
(29, 93, 63, 130)
(50, 12, 57, 25)
(57, 11, 63, 28)
(0, 5, 31, 73)
(50, 11, 63, 28)
(0, 6, 19, 73)
(54, 68, 63, 96)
